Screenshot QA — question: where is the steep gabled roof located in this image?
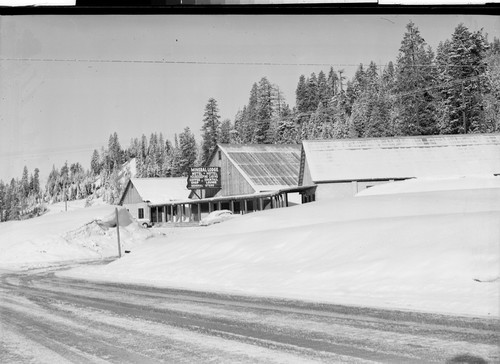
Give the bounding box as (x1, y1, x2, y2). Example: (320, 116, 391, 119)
(121, 177, 190, 205)
(301, 134, 500, 183)
(218, 144, 302, 192)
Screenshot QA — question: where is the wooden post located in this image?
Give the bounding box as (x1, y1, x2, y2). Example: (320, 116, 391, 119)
(230, 200, 234, 213)
(244, 200, 248, 214)
(197, 203, 201, 222)
(115, 208, 122, 258)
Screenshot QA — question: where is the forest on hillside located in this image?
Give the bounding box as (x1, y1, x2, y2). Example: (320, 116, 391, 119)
(1, 22, 499, 221)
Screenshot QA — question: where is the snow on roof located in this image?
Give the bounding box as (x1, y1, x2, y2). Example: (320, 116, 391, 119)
(130, 178, 190, 204)
(219, 144, 302, 191)
(302, 134, 500, 183)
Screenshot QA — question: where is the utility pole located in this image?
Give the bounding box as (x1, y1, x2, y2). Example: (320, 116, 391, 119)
(115, 208, 122, 258)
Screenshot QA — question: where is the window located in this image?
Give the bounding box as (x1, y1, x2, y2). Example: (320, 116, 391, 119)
(218, 151, 222, 160)
(138, 208, 144, 219)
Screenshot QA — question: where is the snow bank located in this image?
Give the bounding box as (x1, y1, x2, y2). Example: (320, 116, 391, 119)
(357, 175, 500, 196)
(0, 202, 152, 270)
(61, 186, 500, 318)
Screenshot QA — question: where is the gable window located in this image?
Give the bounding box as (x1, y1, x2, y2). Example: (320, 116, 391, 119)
(138, 208, 144, 219)
(218, 151, 222, 160)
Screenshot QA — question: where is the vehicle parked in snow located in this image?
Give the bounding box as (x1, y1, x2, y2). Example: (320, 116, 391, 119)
(199, 210, 234, 226)
(138, 218, 152, 228)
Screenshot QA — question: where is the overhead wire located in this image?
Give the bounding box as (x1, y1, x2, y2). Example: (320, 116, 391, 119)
(0, 57, 488, 69)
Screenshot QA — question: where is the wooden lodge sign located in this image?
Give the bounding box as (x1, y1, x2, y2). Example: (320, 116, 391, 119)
(187, 167, 221, 189)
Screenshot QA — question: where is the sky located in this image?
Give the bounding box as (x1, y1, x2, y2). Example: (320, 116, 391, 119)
(0, 14, 498, 182)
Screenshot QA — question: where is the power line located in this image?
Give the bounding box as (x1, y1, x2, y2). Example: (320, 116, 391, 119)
(0, 57, 487, 68)
(0, 142, 105, 160)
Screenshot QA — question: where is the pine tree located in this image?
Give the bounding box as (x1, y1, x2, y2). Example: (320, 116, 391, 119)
(246, 83, 259, 142)
(317, 70, 329, 108)
(171, 134, 182, 176)
(305, 73, 319, 113)
(395, 21, 438, 136)
(483, 49, 500, 132)
(254, 77, 274, 144)
(201, 98, 221, 165)
(327, 67, 340, 99)
(162, 139, 174, 177)
(0, 180, 5, 222)
(219, 119, 232, 144)
(8, 178, 20, 220)
(178, 127, 198, 176)
(32, 168, 40, 197)
(21, 166, 29, 198)
(436, 24, 489, 134)
(90, 149, 101, 175)
(295, 75, 308, 115)
(233, 108, 246, 144)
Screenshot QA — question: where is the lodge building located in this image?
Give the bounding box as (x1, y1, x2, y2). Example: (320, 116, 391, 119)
(119, 133, 500, 225)
(119, 144, 316, 225)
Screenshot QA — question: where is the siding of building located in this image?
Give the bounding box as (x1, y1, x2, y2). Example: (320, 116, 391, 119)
(125, 202, 150, 221)
(121, 183, 143, 205)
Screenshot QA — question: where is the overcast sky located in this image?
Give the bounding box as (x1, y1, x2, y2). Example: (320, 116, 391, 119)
(0, 14, 498, 181)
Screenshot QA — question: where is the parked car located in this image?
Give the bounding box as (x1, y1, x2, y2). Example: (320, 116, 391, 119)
(199, 210, 234, 226)
(138, 218, 152, 228)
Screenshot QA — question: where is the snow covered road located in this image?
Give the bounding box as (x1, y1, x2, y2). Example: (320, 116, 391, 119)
(1, 264, 499, 363)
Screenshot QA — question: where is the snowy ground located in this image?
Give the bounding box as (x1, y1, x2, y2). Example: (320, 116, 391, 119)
(1, 176, 499, 317)
(61, 176, 500, 318)
(0, 199, 153, 271)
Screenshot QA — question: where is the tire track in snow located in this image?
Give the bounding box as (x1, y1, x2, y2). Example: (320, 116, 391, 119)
(1, 269, 499, 363)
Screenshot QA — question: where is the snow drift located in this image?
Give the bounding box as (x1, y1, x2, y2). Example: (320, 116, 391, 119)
(60, 178, 500, 317)
(0, 201, 152, 270)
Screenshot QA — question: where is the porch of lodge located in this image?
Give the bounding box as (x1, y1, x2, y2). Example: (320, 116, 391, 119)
(148, 185, 316, 225)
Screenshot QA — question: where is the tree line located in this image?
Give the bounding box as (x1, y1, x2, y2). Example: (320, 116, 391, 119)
(1, 21, 498, 222)
(228, 22, 499, 146)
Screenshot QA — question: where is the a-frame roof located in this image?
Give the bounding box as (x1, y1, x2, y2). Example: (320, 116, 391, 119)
(217, 144, 302, 192)
(300, 134, 500, 183)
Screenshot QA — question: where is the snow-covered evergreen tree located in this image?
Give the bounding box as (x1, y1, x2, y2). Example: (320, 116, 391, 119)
(178, 127, 197, 176)
(201, 98, 221, 165)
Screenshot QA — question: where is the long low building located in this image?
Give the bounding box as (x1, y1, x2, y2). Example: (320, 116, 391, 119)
(299, 133, 500, 200)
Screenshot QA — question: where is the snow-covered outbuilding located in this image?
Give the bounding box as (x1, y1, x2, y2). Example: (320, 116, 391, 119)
(119, 178, 191, 225)
(299, 133, 500, 200)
